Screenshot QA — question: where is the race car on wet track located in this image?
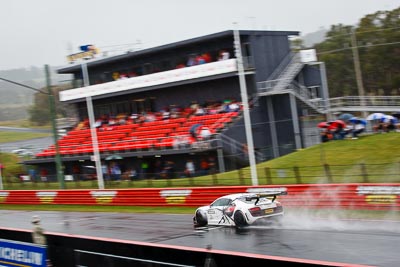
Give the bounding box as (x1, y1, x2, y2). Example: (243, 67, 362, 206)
(193, 190, 287, 228)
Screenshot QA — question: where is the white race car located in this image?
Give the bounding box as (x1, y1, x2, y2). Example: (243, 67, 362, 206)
(193, 191, 287, 228)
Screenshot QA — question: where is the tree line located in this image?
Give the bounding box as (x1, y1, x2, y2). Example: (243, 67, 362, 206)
(312, 7, 400, 97)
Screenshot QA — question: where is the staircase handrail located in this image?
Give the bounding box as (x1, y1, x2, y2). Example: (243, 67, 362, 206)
(218, 133, 265, 162)
(267, 52, 295, 81)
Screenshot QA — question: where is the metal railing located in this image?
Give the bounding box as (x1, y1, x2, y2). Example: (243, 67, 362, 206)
(329, 96, 400, 112)
(4, 162, 399, 189)
(266, 52, 295, 81)
(217, 133, 265, 163)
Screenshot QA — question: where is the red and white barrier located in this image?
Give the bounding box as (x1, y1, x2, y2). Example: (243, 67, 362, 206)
(0, 183, 399, 210)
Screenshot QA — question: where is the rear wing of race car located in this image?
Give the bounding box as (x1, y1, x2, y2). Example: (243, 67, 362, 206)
(245, 191, 287, 205)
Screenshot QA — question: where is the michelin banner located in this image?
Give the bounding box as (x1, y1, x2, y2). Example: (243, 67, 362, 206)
(0, 239, 46, 267)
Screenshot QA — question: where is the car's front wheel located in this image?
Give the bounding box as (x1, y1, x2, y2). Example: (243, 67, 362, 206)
(194, 210, 208, 227)
(234, 211, 248, 228)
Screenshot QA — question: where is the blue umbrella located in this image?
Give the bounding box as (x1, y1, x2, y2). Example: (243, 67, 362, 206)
(338, 113, 354, 121)
(348, 117, 367, 125)
(366, 113, 385, 121)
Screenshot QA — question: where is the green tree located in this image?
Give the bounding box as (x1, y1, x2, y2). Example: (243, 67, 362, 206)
(314, 24, 356, 97)
(28, 85, 72, 126)
(312, 7, 400, 97)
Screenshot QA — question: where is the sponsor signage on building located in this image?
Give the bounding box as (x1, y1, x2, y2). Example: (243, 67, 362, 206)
(0, 239, 46, 267)
(59, 59, 238, 102)
(66, 45, 99, 63)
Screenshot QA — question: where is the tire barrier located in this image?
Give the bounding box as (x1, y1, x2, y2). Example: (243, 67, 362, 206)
(0, 183, 399, 210)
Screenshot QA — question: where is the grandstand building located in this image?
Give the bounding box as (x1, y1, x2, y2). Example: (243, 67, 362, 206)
(26, 30, 329, 180)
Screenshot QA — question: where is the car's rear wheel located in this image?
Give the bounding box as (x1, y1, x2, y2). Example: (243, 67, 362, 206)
(194, 210, 208, 227)
(234, 211, 248, 227)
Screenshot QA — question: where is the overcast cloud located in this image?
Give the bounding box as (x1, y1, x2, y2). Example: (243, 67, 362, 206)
(0, 0, 398, 70)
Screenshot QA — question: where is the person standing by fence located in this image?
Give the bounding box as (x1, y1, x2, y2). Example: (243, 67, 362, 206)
(31, 215, 52, 266)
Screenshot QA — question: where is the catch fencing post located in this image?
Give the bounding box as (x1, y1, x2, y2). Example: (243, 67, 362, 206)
(238, 169, 244, 185)
(212, 173, 218, 185)
(264, 167, 272, 184)
(360, 163, 369, 183)
(323, 164, 333, 183)
(293, 166, 302, 184)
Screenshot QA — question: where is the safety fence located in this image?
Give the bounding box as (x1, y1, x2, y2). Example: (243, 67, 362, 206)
(0, 183, 399, 210)
(3, 162, 400, 190)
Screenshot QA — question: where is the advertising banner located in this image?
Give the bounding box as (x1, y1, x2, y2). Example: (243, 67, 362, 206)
(0, 239, 46, 267)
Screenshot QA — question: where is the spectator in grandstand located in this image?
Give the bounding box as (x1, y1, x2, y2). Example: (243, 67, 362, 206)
(110, 162, 122, 181)
(381, 115, 398, 132)
(190, 101, 199, 111)
(184, 159, 196, 177)
(201, 52, 212, 63)
(218, 99, 235, 113)
(128, 70, 138, 77)
(144, 112, 156, 122)
(175, 63, 186, 69)
(195, 54, 206, 64)
(118, 73, 129, 80)
(169, 105, 182, 118)
(199, 126, 212, 140)
(350, 122, 365, 139)
(28, 168, 38, 182)
(194, 105, 207, 116)
(228, 100, 241, 112)
(140, 161, 149, 179)
(161, 108, 171, 120)
(187, 55, 197, 66)
(127, 168, 137, 181)
(72, 165, 81, 181)
(101, 162, 110, 181)
(161, 161, 175, 179)
(108, 116, 117, 126)
(117, 113, 127, 125)
(130, 113, 139, 123)
(200, 158, 210, 175)
(207, 103, 220, 115)
(40, 169, 48, 182)
(320, 129, 332, 143)
(218, 50, 230, 61)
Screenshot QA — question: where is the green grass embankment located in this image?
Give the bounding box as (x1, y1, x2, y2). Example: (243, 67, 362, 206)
(0, 131, 51, 143)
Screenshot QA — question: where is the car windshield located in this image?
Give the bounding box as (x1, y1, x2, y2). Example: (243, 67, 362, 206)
(210, 198, 232, 207)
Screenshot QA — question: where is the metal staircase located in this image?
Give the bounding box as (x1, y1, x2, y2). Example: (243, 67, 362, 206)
(270, 53, 304, 91)
(217, 132, 265, 164)
(258, 53, 304, 93)
(256, 52, 327, 114)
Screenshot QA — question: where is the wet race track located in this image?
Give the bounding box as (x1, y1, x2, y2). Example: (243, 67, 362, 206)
(0, 209, 399, 266)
